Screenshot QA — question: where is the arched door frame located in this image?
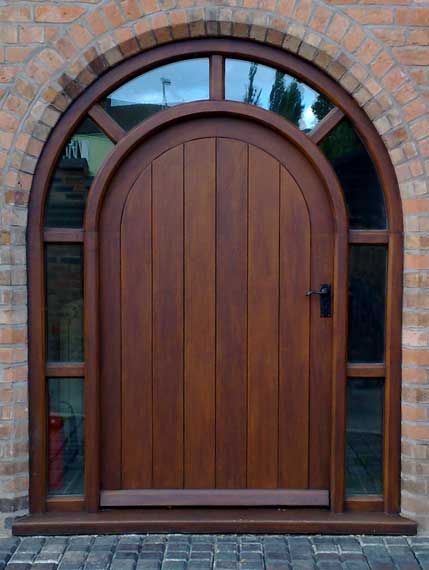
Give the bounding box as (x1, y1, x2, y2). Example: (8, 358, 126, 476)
(84, 101, 348, 514)
(27, 39, 403, 521)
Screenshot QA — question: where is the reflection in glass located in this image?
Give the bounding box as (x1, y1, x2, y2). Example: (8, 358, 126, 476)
(101, 58, 210, 131)
(46, 245, 83, 362)
(45, 118, 114, 228)
(48, 378, 84, 496)
(319, 119, 387, 229)
(349, 246, 387, 363)
(225, 58, 333, 131)
(346, 378, 383, 495)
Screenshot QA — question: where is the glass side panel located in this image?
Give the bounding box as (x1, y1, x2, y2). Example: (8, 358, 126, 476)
(319, 119, 387, 229)
(348, 245, 387, 363)
(225, 58, 334, 131)
(46, 244, 83, 362)
(346, 378, 384, 496)
(48, 378, 84, 496)
(101, 58, 210, 131)
(45, 117, 114, 228)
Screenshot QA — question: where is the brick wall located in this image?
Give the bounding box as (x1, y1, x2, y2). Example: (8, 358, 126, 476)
(0, 0, 428, 533)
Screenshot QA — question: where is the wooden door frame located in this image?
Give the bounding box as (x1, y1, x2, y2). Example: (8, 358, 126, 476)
(26, 39, 403, 521)
(85, 102, 348, 512)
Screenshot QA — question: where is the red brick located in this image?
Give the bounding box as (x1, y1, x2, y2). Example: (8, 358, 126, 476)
(141, 0, 160, 15)
(54, 36, 79, 60)
(294, 0, 312, 24)
(342, 24, 365, 52)
(397, 7, 429, 26)
(371, 52, 393, 77)
(408, 29, 429, 46)
(310, 6, 332, 33)
(404, 99, 428, 122)
(86, 11, 109, 35)
(372, 28, 406, 47)
(405, 254, 429, 270)
(115, 27, 140, 56)
(0, 25, 18, 44)
(0, 6, 31, 22)
(18, 25, 44, 44)
(277, 0, 295, 18)
(345, 7, 393, 25)
(5, 47, 32, 63)
(38, 48, 65, 71)
(3, 95, 27, 116)
(35, 5, 86, 23)
(403, 348, 429, 366)
(121, 0, 143, 20)
(104, 3, 125, 27)
(356, 38, 381, 64)
(326, 13, 350, 42)
(382, 66, 407, 90)
(394, 47, 429, 66)
(69, 23, 93, 48)
(0, 66, 16, 83)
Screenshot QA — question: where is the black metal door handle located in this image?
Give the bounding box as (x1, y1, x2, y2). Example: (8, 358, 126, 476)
(306, 284, 332, 318)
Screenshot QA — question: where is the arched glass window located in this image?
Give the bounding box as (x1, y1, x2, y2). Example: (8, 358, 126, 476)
(29, 42, 401, 523)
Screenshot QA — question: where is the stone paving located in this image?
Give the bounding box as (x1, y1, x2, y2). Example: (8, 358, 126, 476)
(0, 535, 428, 569)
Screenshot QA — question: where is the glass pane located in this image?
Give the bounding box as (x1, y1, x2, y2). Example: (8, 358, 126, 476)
(46, 244, 83, 362)
(101, 58, 210, 131)
(349, 245, 387, 363)
(45, 117, 114, 228)
(319, 119, 387, 229)
(225, 58, 333, 131)
(48, 378, 84, 496)
(346, 378, 383, 495)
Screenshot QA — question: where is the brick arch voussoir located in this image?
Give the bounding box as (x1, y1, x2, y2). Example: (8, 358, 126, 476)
(9, 2, 428, 205)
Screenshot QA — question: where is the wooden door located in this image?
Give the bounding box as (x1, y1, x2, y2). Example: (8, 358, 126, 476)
(98, 117, 335, 508)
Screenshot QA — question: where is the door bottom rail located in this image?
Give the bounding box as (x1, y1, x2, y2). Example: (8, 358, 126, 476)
(100, 489, 329, 507)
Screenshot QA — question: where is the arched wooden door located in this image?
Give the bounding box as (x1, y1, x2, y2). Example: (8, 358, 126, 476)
(96, 115, 338, 508)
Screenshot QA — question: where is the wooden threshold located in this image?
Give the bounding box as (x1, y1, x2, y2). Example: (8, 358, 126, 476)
(13, 509, 417, 536)
(101, 489, 329, 507)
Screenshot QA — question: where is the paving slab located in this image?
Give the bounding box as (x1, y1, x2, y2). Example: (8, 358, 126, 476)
(0, 535, 427, 569)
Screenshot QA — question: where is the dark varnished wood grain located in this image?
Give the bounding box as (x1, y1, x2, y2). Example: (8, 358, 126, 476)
(152, 146, 184, 489)
(184, 139, 216, 488)
(215, 138, 248, 489)
(13, 509, 416, 536)
(247, 147, 280, 489)
(121, 166, 153, 489)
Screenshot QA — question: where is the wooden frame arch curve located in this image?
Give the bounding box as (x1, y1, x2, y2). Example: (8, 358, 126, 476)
(26, 38, 404, 530)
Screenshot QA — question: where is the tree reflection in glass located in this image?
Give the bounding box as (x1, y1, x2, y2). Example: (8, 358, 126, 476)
(226, 58, 334, 132)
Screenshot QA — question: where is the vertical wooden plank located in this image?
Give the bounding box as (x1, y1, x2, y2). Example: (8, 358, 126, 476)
(152, 146, 184, 488)
(99, 226, 121, 491)
(184, 139, 216, 488)
(216, 138, 248, 489)
(309, 235, 333, 490)
(121, 166, 153, 489)
(247, 146, 280, 488)
(278, 167, 310, 489)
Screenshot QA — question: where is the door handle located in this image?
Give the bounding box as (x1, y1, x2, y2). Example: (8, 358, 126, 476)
(306, 284, 332, 318)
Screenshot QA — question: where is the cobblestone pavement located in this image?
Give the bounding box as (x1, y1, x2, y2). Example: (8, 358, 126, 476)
(0, 535, 428, 569)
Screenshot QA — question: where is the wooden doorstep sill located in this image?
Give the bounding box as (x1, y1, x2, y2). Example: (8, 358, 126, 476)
(13, 508, 417, 536)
